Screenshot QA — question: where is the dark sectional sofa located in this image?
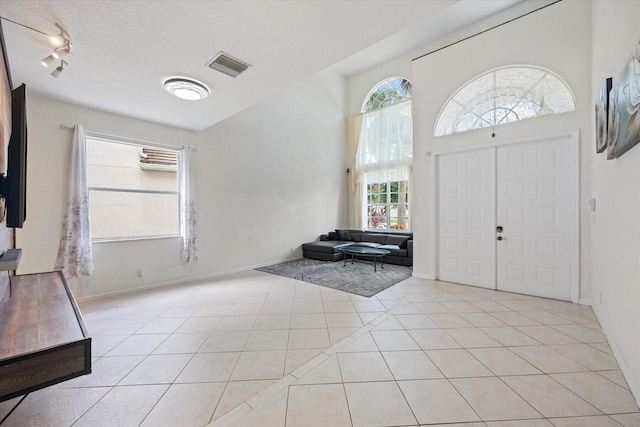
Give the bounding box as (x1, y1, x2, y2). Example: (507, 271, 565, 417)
(301, 229, 413, 266)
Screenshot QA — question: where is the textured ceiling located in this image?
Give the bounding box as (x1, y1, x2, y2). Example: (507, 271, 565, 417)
(1, 0, 524, 131)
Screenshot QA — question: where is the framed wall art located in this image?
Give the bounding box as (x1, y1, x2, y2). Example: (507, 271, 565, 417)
(595, 77, 612, 153)
(608, 41, 640, 159)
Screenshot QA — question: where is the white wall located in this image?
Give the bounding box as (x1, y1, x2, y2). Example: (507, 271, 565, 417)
(590, 0, 640, 405)
(192, 69, 348, 274)
(16, 68, 348, 299)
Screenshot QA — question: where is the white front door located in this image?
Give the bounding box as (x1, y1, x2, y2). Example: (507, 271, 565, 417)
(496, 136, 575, 301)
(437, 148, 495, 289)
(436, 134, 577, 301)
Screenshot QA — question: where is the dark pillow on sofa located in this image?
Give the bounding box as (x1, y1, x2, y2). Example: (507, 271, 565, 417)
(327, 231, 339, 241)
(399, 239, 408, 249)
(336, 229, 352, 241)
(320, 234, 329, 241)
(387, 235, 408, 246)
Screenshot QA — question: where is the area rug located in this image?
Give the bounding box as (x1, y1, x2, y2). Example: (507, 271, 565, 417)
(256, 258, 412, 297)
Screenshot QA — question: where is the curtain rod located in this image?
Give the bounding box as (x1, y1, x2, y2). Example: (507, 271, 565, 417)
(59, 124, 186, 150)
(411, 0, 562, 62)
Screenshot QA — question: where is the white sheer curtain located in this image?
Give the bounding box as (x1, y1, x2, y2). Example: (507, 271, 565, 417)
(355, 100, 413, 181)
(347, 113, 364, 229)
(55, 125, 94, 277)
(354, 100, 413, 227)
(180, 146, 197, 262)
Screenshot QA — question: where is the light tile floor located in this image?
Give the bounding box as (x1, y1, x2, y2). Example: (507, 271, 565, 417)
(1, 270, 638, 427)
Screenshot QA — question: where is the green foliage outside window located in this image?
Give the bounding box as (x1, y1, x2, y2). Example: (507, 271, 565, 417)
(367, 180, 409, 230)
(364, 79, 413, 112)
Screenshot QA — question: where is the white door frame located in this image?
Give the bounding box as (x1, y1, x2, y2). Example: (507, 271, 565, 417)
(428, 130, 580, 303)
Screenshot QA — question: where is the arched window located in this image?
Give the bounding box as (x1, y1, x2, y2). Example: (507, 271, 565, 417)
(362, 78, 413, 112)
(356, 78, 413, 230)
(434, 66, 575, 137)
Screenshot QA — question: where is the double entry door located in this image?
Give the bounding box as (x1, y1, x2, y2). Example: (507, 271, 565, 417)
(437, 135, 576, 301)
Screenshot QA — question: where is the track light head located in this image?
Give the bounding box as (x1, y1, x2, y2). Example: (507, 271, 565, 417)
(53, 23, 70, 46)
(52, 47, 69, 60)
(40, 54, 55, 67)
(51, 60, 68, 78)
(50, 35, 63, 46)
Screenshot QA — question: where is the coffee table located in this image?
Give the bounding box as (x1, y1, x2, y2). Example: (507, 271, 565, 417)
(339, 246, 391, 272)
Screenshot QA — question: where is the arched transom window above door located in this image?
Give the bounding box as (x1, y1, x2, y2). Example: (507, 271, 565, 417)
(434, 65, 575, 137)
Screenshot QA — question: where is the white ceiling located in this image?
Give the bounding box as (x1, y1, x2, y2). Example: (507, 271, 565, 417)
(1, 0, 525, 131)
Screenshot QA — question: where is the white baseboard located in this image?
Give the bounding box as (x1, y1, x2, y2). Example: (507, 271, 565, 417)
(412, 272, 435, 280)
(578, 298, 591, 306)
(76, 256, 300, 303)
(591, 303, 640, 408)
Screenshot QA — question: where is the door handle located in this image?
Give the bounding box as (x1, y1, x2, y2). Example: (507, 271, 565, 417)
(497, 236, 506, 241)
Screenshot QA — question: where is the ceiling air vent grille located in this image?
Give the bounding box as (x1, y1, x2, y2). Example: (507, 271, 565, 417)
(207, 52, 251, 78)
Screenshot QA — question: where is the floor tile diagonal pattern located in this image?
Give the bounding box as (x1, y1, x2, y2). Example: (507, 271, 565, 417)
(0, 271, 637, 427)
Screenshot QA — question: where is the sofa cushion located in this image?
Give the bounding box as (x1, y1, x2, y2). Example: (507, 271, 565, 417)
(336, 229, 352, 241)
(349, 231, 363, 242)
(351, 241, 382, 249)
(378, 244, 408, 257)
(361, 233, 388, 244)
(327, 231, 339, 240)
(302, 241, 353, 254)
(399, 239, 409, 249)
(386, 235, 409, 246)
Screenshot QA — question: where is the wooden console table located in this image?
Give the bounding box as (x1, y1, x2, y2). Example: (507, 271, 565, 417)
(0, 271, 91, 407)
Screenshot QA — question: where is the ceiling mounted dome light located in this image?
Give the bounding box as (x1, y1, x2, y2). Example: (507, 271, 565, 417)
(164, 78, 209, 100)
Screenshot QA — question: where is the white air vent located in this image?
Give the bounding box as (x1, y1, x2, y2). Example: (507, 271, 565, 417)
(207, 52, 251, 78)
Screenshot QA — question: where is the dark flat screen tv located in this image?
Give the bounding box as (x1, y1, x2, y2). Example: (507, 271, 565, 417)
(6, 84, 27, 228)
(0, 20, 27, 228)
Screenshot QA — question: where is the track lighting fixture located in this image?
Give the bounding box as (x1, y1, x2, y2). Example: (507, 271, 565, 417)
(0, 18, 74, 78)
(51, 60, 67, 78)
(40, 23, 72, 77)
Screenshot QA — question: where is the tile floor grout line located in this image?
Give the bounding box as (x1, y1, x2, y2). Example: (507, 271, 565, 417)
(7, 273, 637, 427)
(215, 290, 402, 426)
(68, 385, 116, 427)
(274, 384, 287, 427)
